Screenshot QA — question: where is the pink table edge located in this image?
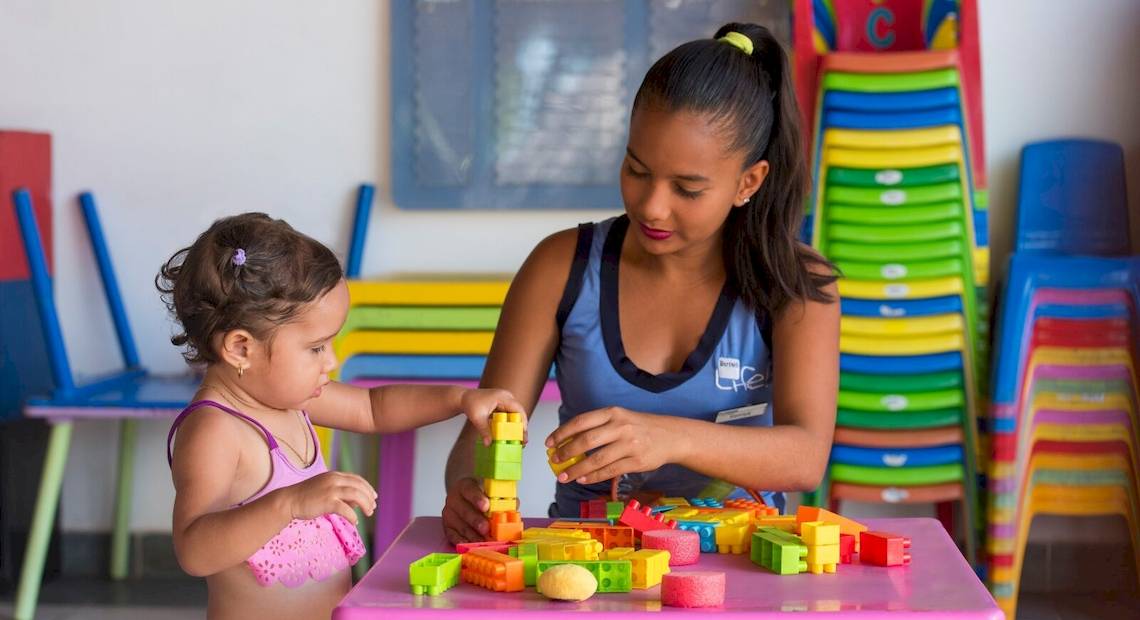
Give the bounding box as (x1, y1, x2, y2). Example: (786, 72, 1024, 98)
(334, 516, 1001, 620)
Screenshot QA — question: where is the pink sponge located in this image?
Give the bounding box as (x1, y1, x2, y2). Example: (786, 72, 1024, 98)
(661, 571, 725, 608)
(642, 529, 700, 566)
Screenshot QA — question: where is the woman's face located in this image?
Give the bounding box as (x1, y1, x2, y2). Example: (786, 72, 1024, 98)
(620, 103, 768, 257)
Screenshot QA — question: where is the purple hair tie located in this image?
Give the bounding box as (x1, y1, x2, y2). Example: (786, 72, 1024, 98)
(232, 248, 247, 266)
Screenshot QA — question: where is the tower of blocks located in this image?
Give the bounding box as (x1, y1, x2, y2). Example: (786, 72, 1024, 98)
(476, 411, 525, 542)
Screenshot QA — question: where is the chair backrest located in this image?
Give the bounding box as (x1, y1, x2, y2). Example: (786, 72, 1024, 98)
(1016, 139, 1130, 256)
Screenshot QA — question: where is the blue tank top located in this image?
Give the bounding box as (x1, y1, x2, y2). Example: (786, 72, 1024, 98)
(551, 215, 784, 517)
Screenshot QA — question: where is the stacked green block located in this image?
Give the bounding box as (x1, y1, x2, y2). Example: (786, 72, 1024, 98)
(475, 437, 522, 481)
(535, 560, 633, 593)
(606, 501, 625, 524)
(751, 528, 808, 575)
(508, 542, 539, 586)
(408, 553, 461, 595)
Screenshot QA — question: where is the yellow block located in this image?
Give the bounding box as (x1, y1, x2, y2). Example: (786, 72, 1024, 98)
(491, 411, 525, 442)
(485, 497, 518, 514)
(483, 479, 517, 499)
(530, 538, 602, 561)
(656, 497, 690, 507)
(806, 544, 840, 574)
(714, 522, 755, 554)
(338, 330, 493, 357)
(755, 515, 798, 532)
(800, 522, 840, 546)
(663, 507, 701, 520)
(627, 549, 671, 589)
(603, 547, 635, 560)
(347, 279, 509, 307)
(546, 441, 584, 476)
(522, 528, 592, 541)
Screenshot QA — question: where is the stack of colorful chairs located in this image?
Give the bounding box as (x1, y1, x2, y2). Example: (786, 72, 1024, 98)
(987, 139, 1138, 618)
(804, 49, 988, 565)
(332, 186, 559, 558)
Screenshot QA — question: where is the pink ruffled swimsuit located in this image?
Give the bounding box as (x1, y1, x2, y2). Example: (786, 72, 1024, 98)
(167, 400, 366, 588)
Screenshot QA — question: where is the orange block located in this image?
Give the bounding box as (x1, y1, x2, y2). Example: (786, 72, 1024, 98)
(461, 549, 524, 592)
(489, 511, 524, 542)
(796, 506, 867, 549)
(549, 521, 635, 550)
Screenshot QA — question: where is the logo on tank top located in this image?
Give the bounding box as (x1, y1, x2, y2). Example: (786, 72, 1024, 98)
(715, 357, 767, 392)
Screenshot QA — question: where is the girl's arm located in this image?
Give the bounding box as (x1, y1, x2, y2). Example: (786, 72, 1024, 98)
(305, 380, 524, 442)
(171, 408, 376, 577)
(547, 277, 839, 492)
(441, 228, 577, 542)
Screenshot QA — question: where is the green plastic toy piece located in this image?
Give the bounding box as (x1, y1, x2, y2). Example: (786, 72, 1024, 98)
(827, 163, 960, 188)
(751, 528, 808, 575)
(509, 542, 539, 586)
(474, 438, 523, 480)
(606, 501, 625, 523)
(408, 552, 461, 595)
(535, 560, 633, 593)
(838, 388, 965, 412)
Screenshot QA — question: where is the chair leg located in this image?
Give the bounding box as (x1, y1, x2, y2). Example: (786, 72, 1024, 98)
(110, 419, 137, 580)
(14, 421, 73, 620)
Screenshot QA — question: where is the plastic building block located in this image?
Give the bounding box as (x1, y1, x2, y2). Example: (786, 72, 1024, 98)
(725, 498, 779, 519)
(800, 521, 840, 546)
(662, 571, 725, 608)
(580, 498, 608, 519)
(486, 497, 519, 514)
(619, 500, 679, 536)
(666, 507, 702, 520)
(796, 506, 868, 540)
(657, 497, 691, 507)
(714, 521, 755, 554)
(670, 520, 719, 553)
(489, 510, 523, 542)
(522, 527, 593, 541)
(484, 478, 517, 499)
(455, 540, 513, 554)
(490, 411, 524, 442)
(602, 546, 635, 560)
(409, 553, 461, 595)
(550, 521, 635, 549)
(839, 534, 856, 564)
(806, 543, 839, 574)
(860, 531, 912, 566)
(755, 515, 798, 532)
(461, 548, 524, 592)
(606, 501, 625, 522)
(688, 497, 724, 508)
(536, 560, 633, 593)
(625, 549, 671, 589)
(508, 541, 539, 586)
(475, 439, 523, 480)
(525, 536, 603, 561)
(751, 528, 808, 575)
(546, 439, 585, 476)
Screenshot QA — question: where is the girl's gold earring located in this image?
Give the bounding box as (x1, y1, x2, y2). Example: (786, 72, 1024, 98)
(237, 365, 245, 379)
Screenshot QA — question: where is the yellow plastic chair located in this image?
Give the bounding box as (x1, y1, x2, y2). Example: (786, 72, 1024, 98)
(337, 330, 494, 358)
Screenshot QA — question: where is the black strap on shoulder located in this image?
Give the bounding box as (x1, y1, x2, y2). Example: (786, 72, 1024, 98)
(555, 222, 595, 331)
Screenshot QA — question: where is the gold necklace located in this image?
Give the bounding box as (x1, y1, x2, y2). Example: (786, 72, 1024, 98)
(200, 386, 310, 466)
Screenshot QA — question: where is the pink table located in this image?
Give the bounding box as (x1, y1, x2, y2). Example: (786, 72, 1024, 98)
(335, 517, 1001, 619)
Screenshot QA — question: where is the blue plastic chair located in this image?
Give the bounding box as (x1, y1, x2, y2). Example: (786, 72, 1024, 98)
(841, 295, 965, 318)
(841, 351, 964, 375)
(831, 444, 965, 468)
(991, 254, 1139, 406)
(823, 107, 962, 131)
(823, 87, 961, 113)
(1016, 139, 1130, 256)
(12, 189, 199, 620)
(813, 0, 836, 50)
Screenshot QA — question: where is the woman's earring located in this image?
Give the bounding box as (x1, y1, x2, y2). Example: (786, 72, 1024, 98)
(237, 365, 245, 379)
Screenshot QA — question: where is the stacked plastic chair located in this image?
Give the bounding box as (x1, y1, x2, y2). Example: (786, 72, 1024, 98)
(804, 48, 988, 566)
(987, 139, 1138, 618)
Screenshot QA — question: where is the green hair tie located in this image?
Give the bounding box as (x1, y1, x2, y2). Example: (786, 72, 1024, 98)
(718, 32, 753, 56)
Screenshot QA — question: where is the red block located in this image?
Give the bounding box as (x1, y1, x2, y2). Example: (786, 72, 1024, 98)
(0, 131, 52, 281)
(839, 534, 856, 564)
(579, 498, 608, 519)
(618, 499, 678, 536)
(860, 531, 911, 567)
(455, 540, 513, 555)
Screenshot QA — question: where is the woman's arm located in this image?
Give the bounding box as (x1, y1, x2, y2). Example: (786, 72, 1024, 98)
(441, 228, 578, 542)
(547, 278, 839, 492)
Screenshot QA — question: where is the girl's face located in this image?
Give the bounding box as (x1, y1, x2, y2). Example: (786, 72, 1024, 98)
(620, 104, 768, 257)
(245, 279, 349, 410)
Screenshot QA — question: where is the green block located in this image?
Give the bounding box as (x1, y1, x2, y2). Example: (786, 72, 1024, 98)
(536, 560, 632, 593)
(510, 542, 539, 586)
(605, 501, 625, 523)
(751, 529, 807, 575)
(474, 438, 523, 480)
(409, 553, 461, 595)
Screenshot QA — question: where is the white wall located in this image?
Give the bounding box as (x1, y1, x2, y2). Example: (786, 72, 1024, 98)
(1, 0, 1137, 534)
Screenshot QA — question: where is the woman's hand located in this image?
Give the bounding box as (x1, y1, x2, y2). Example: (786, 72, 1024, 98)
(460, 388, 527, 445)
(544, 407, 688, 485)
(441, 476, 491, 544)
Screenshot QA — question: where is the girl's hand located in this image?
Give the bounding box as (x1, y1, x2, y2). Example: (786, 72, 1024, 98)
(545, 407, 686, 485)
(442, 476, 491, 544)
(460, 388, 527, 446)
(280, 471, 377, 525)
